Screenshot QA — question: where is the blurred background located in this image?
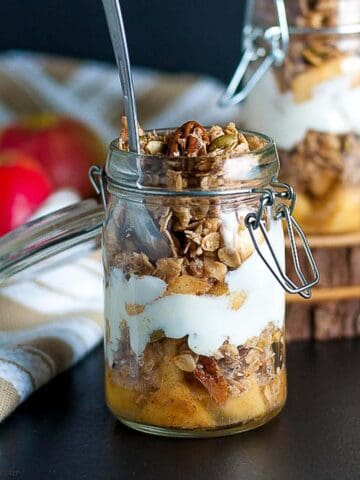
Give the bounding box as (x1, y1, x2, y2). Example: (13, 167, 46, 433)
(1, 0, 359, 426)
(0, 0, 245, 238)
(0, 0, 246, 81)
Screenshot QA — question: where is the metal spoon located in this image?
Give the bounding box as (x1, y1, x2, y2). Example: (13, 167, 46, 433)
(102, 0, 140, 153)
(101, 0, 171, 260)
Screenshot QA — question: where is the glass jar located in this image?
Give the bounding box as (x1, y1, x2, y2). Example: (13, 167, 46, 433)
(222, 0, 360, 234)
(0, 126, 318, 437)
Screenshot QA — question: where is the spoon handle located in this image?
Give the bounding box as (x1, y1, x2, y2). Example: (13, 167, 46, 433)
(102, 0, 140, 153)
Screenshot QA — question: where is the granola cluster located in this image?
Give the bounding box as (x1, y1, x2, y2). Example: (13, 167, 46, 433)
(296, 0, 339, 28)
(113, 210, 257, 296)
(280, 130, 360, 199)
(268, 0, 359, 99)
(276, 36, 343, 99)
(196, 323, 284, 405)
(112, 119, 267, 294)
(279, 130, 360, 233)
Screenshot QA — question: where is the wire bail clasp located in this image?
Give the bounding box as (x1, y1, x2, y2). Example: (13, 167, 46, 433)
(245, 181, 319, 299)
(89, 165, 108, 209)
(220, 0, 289, 106)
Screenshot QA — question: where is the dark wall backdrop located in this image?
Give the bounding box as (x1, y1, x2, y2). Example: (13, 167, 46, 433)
(0, 0, 245, 82)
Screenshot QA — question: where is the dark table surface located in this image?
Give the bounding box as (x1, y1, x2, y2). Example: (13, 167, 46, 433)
(1, 340, 359, 480)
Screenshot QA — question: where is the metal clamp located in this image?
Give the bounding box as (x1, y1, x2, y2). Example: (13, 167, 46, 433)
(245, 181, 319, 298)
(89, 165, 108, 208)
(220, 0, 289, 106)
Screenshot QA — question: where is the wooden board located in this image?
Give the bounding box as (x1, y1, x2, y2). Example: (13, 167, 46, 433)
(285, 231, 360, 341)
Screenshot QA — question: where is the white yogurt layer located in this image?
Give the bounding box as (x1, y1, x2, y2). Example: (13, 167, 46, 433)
(105, 220, 285, 362)
(242, 63, 360, 150)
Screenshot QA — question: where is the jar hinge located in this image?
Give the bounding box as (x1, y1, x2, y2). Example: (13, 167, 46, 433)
(245, 181, 319, 298)
(89, 165, 108, 209)
(219, 0, 289, 106)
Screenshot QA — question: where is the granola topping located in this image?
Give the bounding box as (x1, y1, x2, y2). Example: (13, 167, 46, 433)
(280, 130, 360, 198)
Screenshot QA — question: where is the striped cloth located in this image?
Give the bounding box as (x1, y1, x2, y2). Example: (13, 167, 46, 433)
(0, 51, 241, 422)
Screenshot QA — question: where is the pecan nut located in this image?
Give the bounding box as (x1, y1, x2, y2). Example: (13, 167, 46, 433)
(167, 120, 210, 157)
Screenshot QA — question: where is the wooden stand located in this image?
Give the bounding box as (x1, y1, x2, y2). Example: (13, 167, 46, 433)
(285, 232, 360, 341)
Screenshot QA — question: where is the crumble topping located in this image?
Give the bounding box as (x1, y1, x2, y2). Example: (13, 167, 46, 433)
(280, 130, 360, 199)
(112, 119, 269, 292)
(265, 1, 360, 99)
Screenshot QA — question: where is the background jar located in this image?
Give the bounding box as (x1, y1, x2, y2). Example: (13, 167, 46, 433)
(101, 130, 300, 437)
(232, 0, 360, 235)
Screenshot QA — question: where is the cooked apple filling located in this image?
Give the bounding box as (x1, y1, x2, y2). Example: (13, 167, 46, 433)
(106, 323, 286, 430)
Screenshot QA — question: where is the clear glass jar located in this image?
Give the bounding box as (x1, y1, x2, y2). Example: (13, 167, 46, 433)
(0, 127, 318, 437)
(101, 127, 319, 437)
(224, 0, 360, 234)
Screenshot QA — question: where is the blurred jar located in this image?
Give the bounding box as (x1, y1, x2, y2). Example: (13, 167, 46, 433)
(224, 0, 360, 234)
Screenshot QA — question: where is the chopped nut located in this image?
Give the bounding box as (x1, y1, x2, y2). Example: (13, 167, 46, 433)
(154, 258, 183, 282)
(173, 207, 192, 231)
(167, 274, 211, 295)
(187, 258, 204, 278)
(203, 218, 221, 233)
(230, 291, 247, 310)
(167, 120, 210, 157)
(245, 349, 262, 371)
(173, 353, 197, 372)
(145, 140, 166, 155)
(208, 281, 229, 296)
(203, 257, 227, 281)
(185, 229, 202, 245)
(201, 232, 221, 252)
(296, 0, 339, 28)
(209, 125, 224, 142)
(218, 247, 241, 268)
(194, 356, 229, 405)
(119, 116, 144, 151)
(246, 134, 267, 151)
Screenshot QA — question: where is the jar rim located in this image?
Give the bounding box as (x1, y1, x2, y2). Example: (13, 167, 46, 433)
(105, 127, 279, 197)
(108, 128, 275, 158)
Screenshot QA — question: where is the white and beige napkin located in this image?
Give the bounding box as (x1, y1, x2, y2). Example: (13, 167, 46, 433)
(0, 50, 240, 422)
(0, 190, 104, 422)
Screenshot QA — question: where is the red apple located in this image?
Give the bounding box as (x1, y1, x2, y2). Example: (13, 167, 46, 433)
(0, 114, 106, 198)
(0, 150, 53, 236)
